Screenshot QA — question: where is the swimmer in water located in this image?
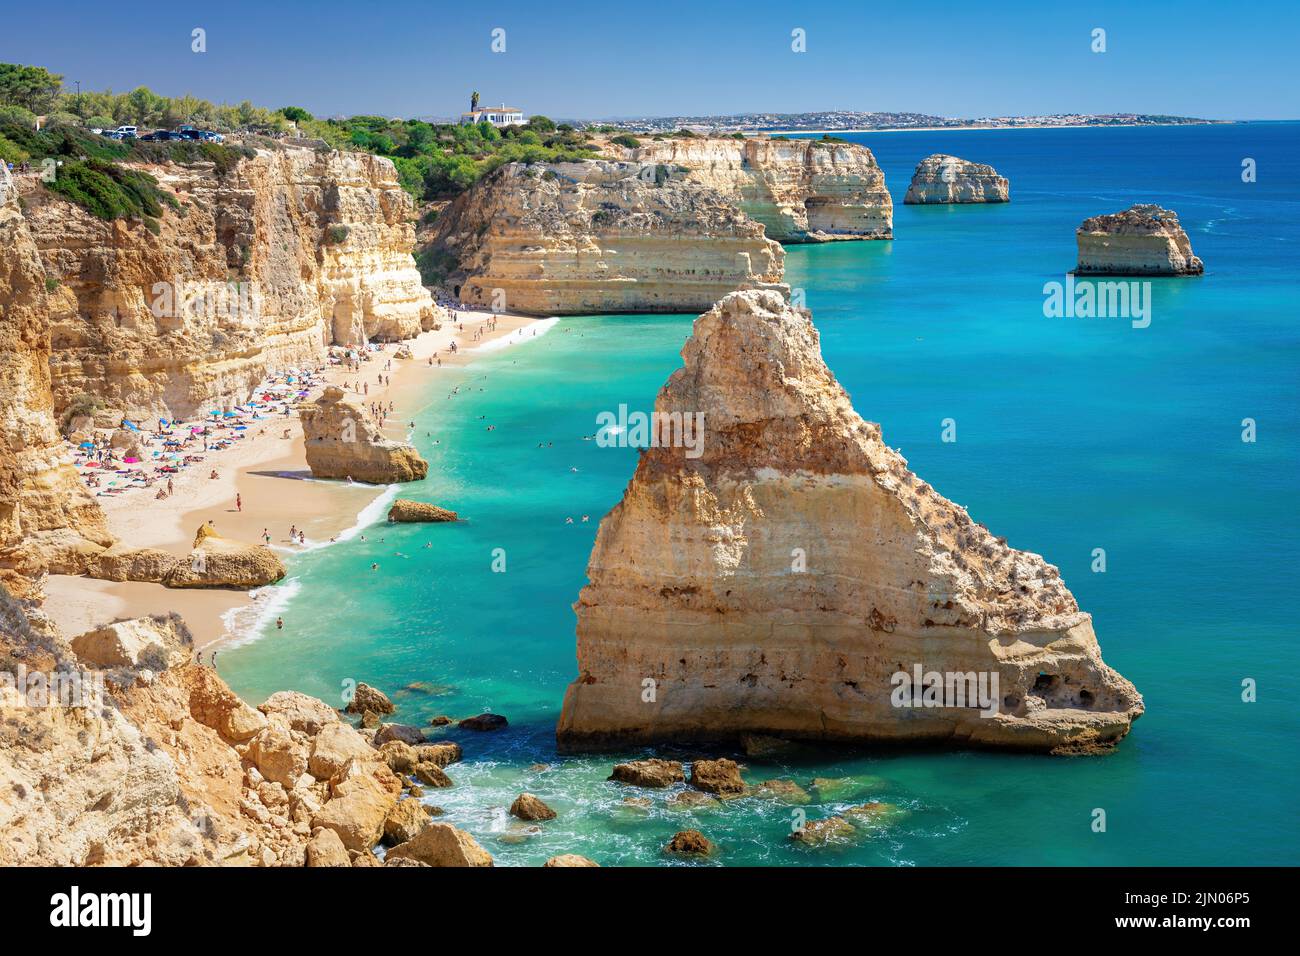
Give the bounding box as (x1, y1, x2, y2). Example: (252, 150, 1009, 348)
(371, 562, 379, 571)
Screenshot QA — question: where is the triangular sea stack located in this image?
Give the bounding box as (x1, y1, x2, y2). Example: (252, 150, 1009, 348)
(557, 290, 1142, 753)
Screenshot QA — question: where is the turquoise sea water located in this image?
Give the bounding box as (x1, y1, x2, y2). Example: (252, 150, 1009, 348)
(220, 122, 1299, 866)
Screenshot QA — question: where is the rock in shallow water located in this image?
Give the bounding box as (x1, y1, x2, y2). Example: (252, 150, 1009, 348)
(1075, 204, 1204, 276)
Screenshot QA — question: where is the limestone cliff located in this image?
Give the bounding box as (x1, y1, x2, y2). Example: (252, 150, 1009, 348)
(429, 161, 786, 315)
(24, 146, 439, 424)
(1075, 204, 1204, 276)
(904, 154, 1009, 204)
(301, 386, 428, 483)
(0, 180, 113, 598)
(625, 137, 893, 241)
(557, 290, 1143, 754)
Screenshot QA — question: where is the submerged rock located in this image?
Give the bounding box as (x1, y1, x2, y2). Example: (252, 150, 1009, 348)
(688, 758, 747, 796)
(301, 386, 428, 483)
(556, 290, 1143, 754)
(753, 779, 812, 804)
(1075, 204, 1204, 276)
(543, 854, 600, 867)
(904, 154, 1009, 204)
(789, 816, 857, 847)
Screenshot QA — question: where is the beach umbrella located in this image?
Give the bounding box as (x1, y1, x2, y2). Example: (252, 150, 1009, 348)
(223, 410, 237, 418)
(78, 441, 95, 449)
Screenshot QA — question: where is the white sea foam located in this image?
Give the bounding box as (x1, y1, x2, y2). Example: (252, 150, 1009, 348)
(270, 483, 398, 554)
(218, 577, 302, 649)
(473, 317, 559, 354)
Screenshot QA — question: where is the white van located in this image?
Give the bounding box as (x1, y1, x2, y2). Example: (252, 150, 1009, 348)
(113, 126, 138, 138)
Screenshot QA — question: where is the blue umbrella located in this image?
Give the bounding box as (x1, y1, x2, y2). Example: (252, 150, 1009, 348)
(78, 441, 95, 449)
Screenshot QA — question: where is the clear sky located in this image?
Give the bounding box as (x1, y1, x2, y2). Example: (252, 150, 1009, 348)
(3, 0, 1295, 121)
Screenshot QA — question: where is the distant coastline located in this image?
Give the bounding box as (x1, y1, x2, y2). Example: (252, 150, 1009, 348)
(759, 121, 1239, 136)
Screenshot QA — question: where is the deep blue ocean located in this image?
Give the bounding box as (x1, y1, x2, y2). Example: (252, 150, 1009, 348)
(220, 122, 1299, 865)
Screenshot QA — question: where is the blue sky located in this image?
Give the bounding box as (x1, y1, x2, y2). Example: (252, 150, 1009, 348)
(3, 0, 1295, 120)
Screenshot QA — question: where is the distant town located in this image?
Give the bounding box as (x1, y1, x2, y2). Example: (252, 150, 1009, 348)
(568, 110, 1226, 134)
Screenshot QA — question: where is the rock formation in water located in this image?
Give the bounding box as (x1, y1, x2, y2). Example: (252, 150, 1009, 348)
(904, 154, 1009, 204)
(428, 160, 786, 315)
(22, 146, 440, 425)
(301, 386, 428, 483)
(626, 137, 893, 241)
(0, 179, 113, 598)
(1075, 204, 1204, 276)
(388, 499, 457, 522)
(557, 290, 1143, 754)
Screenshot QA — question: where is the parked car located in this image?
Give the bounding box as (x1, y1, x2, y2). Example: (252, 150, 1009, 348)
(112, 125, 138, 139)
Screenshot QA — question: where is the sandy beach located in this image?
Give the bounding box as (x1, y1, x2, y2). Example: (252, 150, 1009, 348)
(44, 306, 553, 649)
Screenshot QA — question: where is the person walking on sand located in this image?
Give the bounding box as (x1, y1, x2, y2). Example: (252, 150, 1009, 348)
(236, 492, 242, 512)
(262, 528, 271, 545)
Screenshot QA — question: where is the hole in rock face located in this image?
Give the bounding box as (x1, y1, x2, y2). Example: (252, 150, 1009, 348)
(1003, 695, 1021, 710)
(1078, 689, 1095, 708)
(1032, 673, 1060, 693)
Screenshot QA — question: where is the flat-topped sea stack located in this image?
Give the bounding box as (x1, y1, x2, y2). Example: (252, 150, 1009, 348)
(627, 137, 893, 241)
(429, 161, 785, 315)
(904, 154, 1009, 204)
(301, 386, 428, 483)
(1075, 204, 1203, 276)
(557, 290, 1143, 754)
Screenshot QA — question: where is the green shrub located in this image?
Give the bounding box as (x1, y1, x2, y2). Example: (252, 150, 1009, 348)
(44, 276, 59, 292)
(325, 225, 349, 244)
(45, 159, 169, 221)
(610, 133, 641, 149)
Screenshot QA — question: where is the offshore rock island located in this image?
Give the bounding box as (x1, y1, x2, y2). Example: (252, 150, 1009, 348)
(1075, 204, 1205, 276)
(904, 154, 1009, 204)
(557, 290, 1143, 753)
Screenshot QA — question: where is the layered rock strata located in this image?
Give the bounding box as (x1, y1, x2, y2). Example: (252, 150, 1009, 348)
(0, 181, 113, 597)
(627, 137, 893, 241)
(428, 161, 786, 315)
(904, 154, 1009, 204)
(23, 146, 439, 424)
(1075, 204, 1204, 275)
(557, 290, 1143, 753)
(301, 386, 428, 483)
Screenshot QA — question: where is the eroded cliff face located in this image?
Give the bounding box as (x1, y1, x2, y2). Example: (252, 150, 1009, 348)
(0, 608, 404, 867)
(25, 147, 438, 423)
(430, 161, 786, 316)
(1075, 204, 1203, 276)
(557, 290, 1143, 754)
(0, 185, 112, 598)
(904, 154, 1009, 204)
(626, 137, 893, 241)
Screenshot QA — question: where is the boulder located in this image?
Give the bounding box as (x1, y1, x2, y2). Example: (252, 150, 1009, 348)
(259, 691, 339, 736)
(753, 779, 811, 804)
(308, 722, 376, 781)
(510, 793, 557, 821)
(388, 499, 458, 523)
(383, 798, 432, 845)
(413, 763, 452, 788)
(346, 682, 394, 716)
(385, 823, 494, 867)
(663, 829, 714, 857)
(458, 712, 507, 731)
(305, 827, 351, 867)
(373, 722, 425, 747)
(609, 759, 684, 788)
(416, 741, 462, 768)
(543, 854, 599, 867)
(689, 758, 746, 796)
(70, 615, 188, 670)
(245, 724, 308, 788)
(161, 526, 286, 589)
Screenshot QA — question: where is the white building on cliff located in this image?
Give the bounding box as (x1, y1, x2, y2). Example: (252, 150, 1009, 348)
(459, 103, 525, 127)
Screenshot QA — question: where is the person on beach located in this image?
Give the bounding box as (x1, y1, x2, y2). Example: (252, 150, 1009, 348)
(236, 493, 242, 512)
(262, 528, 271, 545)
(276, 617, 284, 630)
(167, 478, 174, 496)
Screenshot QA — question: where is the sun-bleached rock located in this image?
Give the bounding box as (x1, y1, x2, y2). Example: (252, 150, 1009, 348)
(301, 386, 428, 483)
(429, 161, 786, 316)
(385, 823, 494, 867)
(557, 290, 1143, 754)
(70, 613, 190, 669)
(628, 137, 893, 241)
(383, 798, 432, 845)
(387, 499, 457, 522)
(609, 758, 684, 788)
(346, 681, 395, 716)
(306, 827, 351, 867)
(259, 690, 340, 736)
(904, 154, 1009, 204)
(1075, 204, 1204, 276)
(160, 525, 286, 589)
